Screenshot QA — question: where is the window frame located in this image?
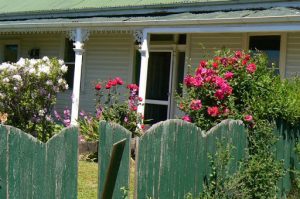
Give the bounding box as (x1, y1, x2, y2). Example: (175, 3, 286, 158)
(245, 32, 287, 79)
(0, 40, 20, 63)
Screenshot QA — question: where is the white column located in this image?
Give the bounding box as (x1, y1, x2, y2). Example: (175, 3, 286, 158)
(137, 31, 150, 116)
(70, 28, 89, 126)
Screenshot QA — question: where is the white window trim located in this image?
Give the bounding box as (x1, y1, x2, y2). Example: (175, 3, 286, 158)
(244, 32, 287, 79)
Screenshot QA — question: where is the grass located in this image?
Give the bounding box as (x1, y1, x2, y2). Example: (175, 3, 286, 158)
(78, 161, 98, 199)
(78, 159, 135, 199)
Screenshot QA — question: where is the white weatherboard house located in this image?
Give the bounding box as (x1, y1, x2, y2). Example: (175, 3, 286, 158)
(1, 0, 300, 125)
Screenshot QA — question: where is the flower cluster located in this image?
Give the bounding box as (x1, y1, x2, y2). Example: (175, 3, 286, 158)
(0, 57, 68, 141)
(92, 77, 144, 137)
(178, 50, 260, 130)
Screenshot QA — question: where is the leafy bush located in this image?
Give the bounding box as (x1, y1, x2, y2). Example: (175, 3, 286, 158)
(94, 77, 144, 137)
(178, 49, 300, 198)
(55, 77, 144, 141)
(0, 57, 68, 141)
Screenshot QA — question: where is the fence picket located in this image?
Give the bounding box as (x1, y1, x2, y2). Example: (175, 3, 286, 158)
(135, 119, 247, 199)
(0, 125, 78, 199)
(98, 121, 131, 199)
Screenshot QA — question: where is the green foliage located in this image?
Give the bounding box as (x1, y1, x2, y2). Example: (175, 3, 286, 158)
(177, 49, 300, 198)
(0, 57, 68, 141)
(94, 78, 144, 137)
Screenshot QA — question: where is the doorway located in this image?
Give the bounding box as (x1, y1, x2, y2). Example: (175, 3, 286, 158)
(144, 51, 173, 124)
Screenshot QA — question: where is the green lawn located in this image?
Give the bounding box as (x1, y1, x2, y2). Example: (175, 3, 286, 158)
(78, 160, 135, 199)
(78, 161, 98, 199)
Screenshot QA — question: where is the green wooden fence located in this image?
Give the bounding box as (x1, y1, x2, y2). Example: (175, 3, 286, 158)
(0, 125, 78, 199)
(135, 119, 247, 199)
(98, 121, 132, 199)
(275, 120, 300, 197)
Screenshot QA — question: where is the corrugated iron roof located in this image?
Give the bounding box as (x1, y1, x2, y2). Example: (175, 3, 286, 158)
(0, 7, 299, 27)
(0, 0, 288, 16)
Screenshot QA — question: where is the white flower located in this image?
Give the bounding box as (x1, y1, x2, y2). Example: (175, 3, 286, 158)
(12, 74, 22, 81)
(13, 87, 18, 91)
(46, 80, 53, 86)
(61, 65, 68, 73)
(58, 78, 64, 84)
(39, 64, 50, 74)
(38, 109, 45, 116)
(6, 64, 17, 72)
(28, 67, 36, 74)
(0, 63, 10, 71)
(29, 59, 37, 65)
(42, 56, 50, 62)
(58, 59, 64, 65)
(16, 58, 25, 66)
(3, 77, 10, 83)
(64, 84, 69, 90)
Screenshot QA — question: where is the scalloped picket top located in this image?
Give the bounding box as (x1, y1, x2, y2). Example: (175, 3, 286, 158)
(135, 119, 247, 198)
(0, 125, 78, 199)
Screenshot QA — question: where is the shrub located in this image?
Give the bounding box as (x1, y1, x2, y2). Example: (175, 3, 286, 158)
(0, 57, 68, 141)
(94, 77, 144, 137)
(177, 49, 300, 198)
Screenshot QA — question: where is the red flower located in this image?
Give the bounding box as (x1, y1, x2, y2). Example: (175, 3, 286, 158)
(115, 77, 124, 85)
(214, 89, 225, 100)
(95, 83, 102, 90)
(190, 99, 202, 111)
(235, 51, 243, 58)
(141, 124, 145, 130)
(105, 82, 112, 89)
(244, 54, 251, 61)
(131, 106, 137, 111)
(242, 59, 248, 66)
(224, 72, 234, 80)
(244, 115, 253, 122)
(127, 84, 139, 90)
(199, 60, 208, 68)
(246, 63, 257, 74)
(110, 79, 117, 86)
(182, 115, 192, 122)
(138, 97, 143, 102)
(212, 62, 219, 69)
(179, 103, 184, 110)
(207, 106, 219, 117)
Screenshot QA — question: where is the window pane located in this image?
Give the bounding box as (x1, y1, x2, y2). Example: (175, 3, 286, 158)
(64, 63, 75, 89)
(4, 45, 18, 62)
(150, 34, 174, 42)
(64, 39, 75, 89)
(64, 39, 75, 62)
(144, 104, 168, 124)
(249, 36, 280, 68)
(146, 52, 171, 101)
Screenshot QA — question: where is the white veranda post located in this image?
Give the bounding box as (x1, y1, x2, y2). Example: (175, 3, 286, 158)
(137, 31, 150, 117)
(70, 28, 89, 126)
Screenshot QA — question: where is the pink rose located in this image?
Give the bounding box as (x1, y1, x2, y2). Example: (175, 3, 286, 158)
(190, 99, 202, 111)
(207, 106, 219, 117)
(224, 72, 234, 80)
(115, 77, 124, 85)
(214, 89, 225, 100)
(235, 51, 243, 58)
(246, 63, 257, 74)
(95, 83, 102, 90)
(182, 115, 192, 122)
(244, 115, 253, 122)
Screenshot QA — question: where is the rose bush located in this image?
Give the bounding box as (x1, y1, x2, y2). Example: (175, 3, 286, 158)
(55, 77, 144, 141)
(94, 77, 143, 137)
(0, 57, 68, 141)
(177, 49, 300, 198)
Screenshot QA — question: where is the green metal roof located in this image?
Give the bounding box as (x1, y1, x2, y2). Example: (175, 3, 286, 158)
(0, 0, 291, 16)
(0, 7, 299, 28)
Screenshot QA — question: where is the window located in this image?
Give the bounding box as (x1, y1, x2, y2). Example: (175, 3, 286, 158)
(64, 39, 75, 89)
(249, 35, 281, 75)
(4, 44, 18, 62)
